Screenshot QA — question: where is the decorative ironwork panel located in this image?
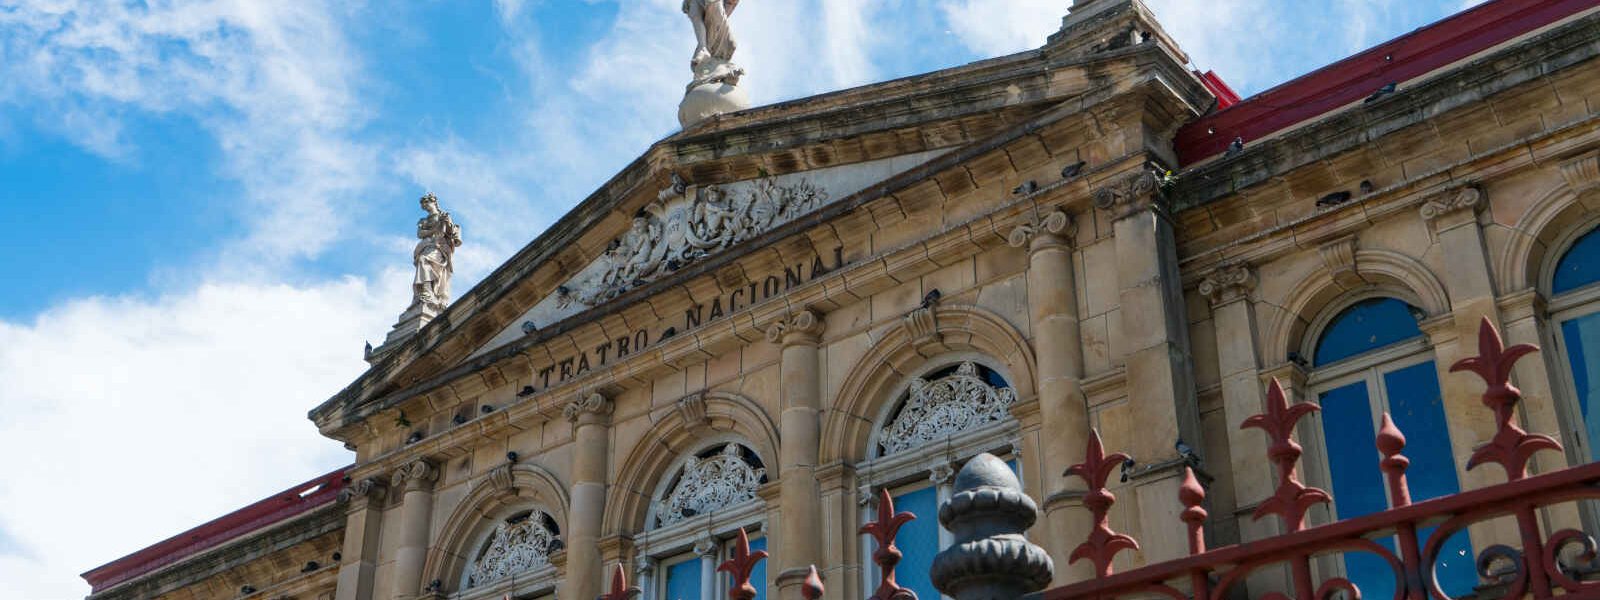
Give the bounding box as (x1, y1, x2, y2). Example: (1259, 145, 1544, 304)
(879, 362, 1016, 455)
(655, 444, 766, 526)
(468, 513, 560, 588)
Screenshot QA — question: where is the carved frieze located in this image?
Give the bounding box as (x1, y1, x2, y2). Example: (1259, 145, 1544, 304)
(654, 444, 767, 527)
(878, 362, 1017, 456)
(468, 513, 561, 588)
(557, 175, 829, 309)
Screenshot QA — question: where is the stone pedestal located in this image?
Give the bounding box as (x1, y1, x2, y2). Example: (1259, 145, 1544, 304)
(368, 303, 441, 365)
(679, 58, 751, 129)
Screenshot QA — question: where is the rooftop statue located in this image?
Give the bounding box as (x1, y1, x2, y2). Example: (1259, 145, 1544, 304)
(679, 0, 750, 128)
(412, 193, 462, 312)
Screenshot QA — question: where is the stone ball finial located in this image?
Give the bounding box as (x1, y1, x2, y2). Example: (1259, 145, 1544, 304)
(931, 453, 1053, 600)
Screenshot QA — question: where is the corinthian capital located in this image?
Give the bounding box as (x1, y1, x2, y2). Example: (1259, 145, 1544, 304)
(1418, 184, 1484, 222)
(563, 392, 614, 424)
(1092, 166, 1166, 221)
(764, 308, 824, 346)
(337, 477, 389, 508)
(390, 459, 438, 492)
(1198, 262, 1256, 306)
(1007, 209, 1075, 250)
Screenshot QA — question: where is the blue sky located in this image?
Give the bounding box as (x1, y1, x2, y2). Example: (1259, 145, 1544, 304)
(0, 0, 1481, 597)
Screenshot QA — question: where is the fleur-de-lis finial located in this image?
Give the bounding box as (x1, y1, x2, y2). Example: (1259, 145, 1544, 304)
(1241, 379, 1329, 532)
(716, 528, 768, 600)
(860, 488, 917, 600)
(1066, 429, 1139, 578)
(1452, 317, 1559, 480)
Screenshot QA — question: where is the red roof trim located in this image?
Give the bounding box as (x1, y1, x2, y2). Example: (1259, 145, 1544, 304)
(1176, 0, 1597, 165)
(81, 467, 349, 592)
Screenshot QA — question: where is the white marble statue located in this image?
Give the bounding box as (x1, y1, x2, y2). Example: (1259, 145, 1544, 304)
(679, 0, 750, 127)
(412, 193, 462, 311)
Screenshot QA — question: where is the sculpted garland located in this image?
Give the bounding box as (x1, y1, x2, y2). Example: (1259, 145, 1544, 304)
(879, 362, 1017, 456)
(468, 513, 561, 588)
(558, 176, 828, 308)
(654, 443, 767, 527)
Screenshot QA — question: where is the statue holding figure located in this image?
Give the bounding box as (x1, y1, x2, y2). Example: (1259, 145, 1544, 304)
(412, 193, 462, 311)
(679, 0, 750, 128)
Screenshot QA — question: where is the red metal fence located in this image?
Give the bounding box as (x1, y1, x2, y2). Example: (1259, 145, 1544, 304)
(603, 318, 1600, 600)
(1041, 318, 1600, 600)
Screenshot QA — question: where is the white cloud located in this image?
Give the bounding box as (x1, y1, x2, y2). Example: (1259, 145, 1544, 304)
(0, 277, 408, 599)
(0, 0, 378, 269)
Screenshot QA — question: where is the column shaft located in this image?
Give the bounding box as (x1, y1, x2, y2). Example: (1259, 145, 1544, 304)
(565, 393, 614, 600)
(389, 461, 437, 600)
(335, 479, 387, 600)
(768, 310, 825, 599)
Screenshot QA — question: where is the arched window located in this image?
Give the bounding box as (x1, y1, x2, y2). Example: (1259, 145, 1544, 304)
(860, 360, 1020, 600)
(461, 509, 562, 591)
(642, 442, 769, 600)
(1551, 225, 1600, 463)
(1306, 297, 1472, 598)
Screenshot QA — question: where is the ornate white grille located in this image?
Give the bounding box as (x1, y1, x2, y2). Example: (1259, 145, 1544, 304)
(468, 514, 559, 588)
(878, 362, 1015, 455)
(654, 443, 766, 527)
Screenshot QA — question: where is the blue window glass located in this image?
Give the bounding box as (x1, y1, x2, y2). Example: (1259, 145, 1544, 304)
(748, 536, 768, 600)
(1314, 298, 1424, 366)
(1553, 227, 1600, 295)
(1383, 362, 1474, 597)
(891, 486, 940, 600)
(1563, 312, 1600, 463)
(663, 557, 701, 600)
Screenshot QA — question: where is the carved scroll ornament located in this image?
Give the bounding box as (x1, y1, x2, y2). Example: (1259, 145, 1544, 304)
(468, 513, 561, 588)
(878, 362, 1016, 456)
(654, 443, 766, 527)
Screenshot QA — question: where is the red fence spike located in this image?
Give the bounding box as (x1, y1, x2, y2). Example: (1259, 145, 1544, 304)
(1065, 429, 1139, 578)
(716, 528, 769, 600)
(1451, 316, 1560, 480)
(599, 563, 640, 600)
(1241, 378, 1330, 533)
(860, 488, 917, 600)
(1178, 466, 1207, 555)
(1376, 412, 1412, 507)
(801, 565, 825, 600)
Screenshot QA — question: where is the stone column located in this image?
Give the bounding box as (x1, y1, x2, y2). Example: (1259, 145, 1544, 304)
(389, 460, 438, 600)
(565, 392, 615, 600)
(765, 309, 826, 599)
(1007, 209, 1092, 583)
(335, 478, 388, 600)
(1093, 167, 1203, 565)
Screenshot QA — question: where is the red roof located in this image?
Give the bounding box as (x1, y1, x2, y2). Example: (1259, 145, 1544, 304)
(81, 467, 349, 593)
(1176, 0, 1598, 165)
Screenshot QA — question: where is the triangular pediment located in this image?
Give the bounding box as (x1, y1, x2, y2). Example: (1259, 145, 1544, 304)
(309, 19, 1218, 439)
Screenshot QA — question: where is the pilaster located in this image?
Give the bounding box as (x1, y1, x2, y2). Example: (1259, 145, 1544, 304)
(336, 478, 389, 600)
(1095, 166, 1202, 565)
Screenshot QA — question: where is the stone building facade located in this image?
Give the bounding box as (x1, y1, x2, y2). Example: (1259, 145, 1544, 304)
(84, 0, 1600, 599)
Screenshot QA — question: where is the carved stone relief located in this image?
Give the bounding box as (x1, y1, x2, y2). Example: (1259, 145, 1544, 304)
(468, 513, 561, 588)
(878, 362, 1017, 456)
(654, 443, 766, 527)
(558, 176, 828, 309)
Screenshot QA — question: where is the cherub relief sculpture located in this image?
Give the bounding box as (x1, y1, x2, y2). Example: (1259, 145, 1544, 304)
(556, 175, 827, 309)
